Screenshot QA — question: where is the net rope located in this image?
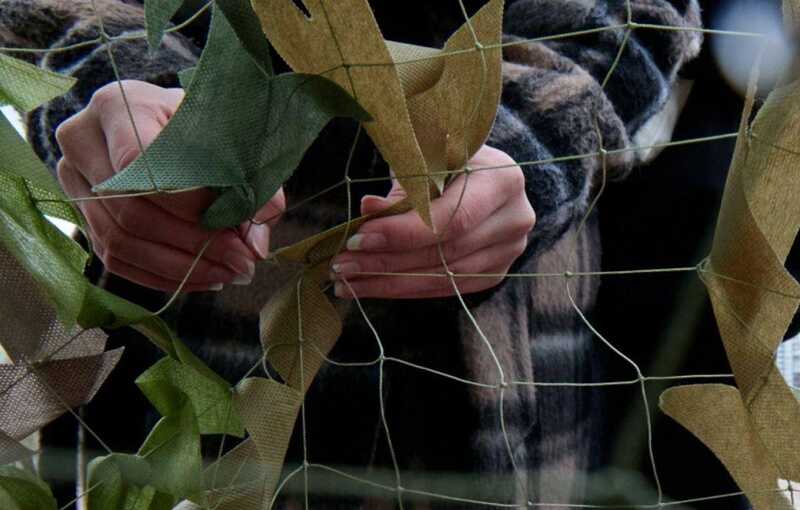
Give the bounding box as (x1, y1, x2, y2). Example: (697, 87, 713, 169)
(0, 0, 797, 508)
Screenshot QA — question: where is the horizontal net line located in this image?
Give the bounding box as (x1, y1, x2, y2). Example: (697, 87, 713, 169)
(338, 266, 698, 279)
(29, 131, 741, 212)
(333, 266, 800, 301)
(0, 18, 766, 60)
(349, 131, 741, 184)
(284, 462, 788, 509)
(0, 1, 213, 56)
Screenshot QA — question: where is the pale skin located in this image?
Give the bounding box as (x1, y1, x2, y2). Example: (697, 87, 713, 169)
(55, 80, 536, 299)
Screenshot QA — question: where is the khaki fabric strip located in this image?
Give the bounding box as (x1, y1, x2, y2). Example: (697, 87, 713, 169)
(251, 0, 435, 224)
(660, 2, 800, 505)
(251, 0, 504, 227)
(660, 385, 792, 510)
(208, 2, 506, 506)
(233, 378, 303, 508)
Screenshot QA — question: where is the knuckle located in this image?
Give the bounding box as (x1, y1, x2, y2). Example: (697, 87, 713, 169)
(448, 203, 474, 236)
(56, 122, 73, 150)
(114, 146, 141, 171)
(102, 254, 121, 274)
(383, 222, 414, 250)
(508, 164, 526, 188)
(54, 119, 77, 149)
(512, 238, 528, 258)
(113, 204, 139, 233)
(88, 83, 121, 112)
(103, 227, 127, 257)
(450, 254, 478, 275)
(513, 208, 536, 237)
(55, 159, 70, 187)
(367, 255, 389, 276)
(440, 241, 461, 265)
(526, 204, 537, 231)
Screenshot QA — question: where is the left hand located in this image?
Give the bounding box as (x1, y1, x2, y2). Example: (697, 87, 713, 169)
(330, 145, 536, 299)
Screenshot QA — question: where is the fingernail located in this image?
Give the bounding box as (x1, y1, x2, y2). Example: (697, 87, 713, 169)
(232, 272, 253, 286)
(246, 224, 270, 259)
(208, 283, 224, 292)
(331, 261, 360, 276)
(346, 233, 387, 251)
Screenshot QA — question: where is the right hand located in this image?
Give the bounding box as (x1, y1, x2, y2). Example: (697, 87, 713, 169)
(55, 80, 285, 293)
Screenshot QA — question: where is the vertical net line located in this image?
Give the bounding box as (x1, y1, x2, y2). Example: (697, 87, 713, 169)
(564, 275, 665, 505)
(445, 0, 521, 500)
(293, 274, 312, 510)
(337, 276, 406, 509)
(206, 388, 236, 510)
(89, 0, 159, 191)
(433, 120, 521, 504)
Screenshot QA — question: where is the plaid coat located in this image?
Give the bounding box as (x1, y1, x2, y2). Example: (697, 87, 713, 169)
(1, 0, 702, 507)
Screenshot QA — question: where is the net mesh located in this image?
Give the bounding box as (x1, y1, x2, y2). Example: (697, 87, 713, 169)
(0, 0, 798, 508)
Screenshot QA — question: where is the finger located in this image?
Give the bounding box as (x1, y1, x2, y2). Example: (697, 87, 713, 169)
(101, 194, 257, 277)
(331, 199, 532, 280)
(55, 108, 116, 190)
(350, 171, 510, 253)
(102, 253, 225, 293)
(98, 94, 179, 174)
(101, 105, 218, 224)
(62, 166, 247, 287)
(333, 241, 520, 299)
(252, 188, 286, 227)
(90, 85, 218, 221)
(238, 188, 286, 259)
(60, 159, 254, 276)
(397, 267, 510, 299)
(360, 178, 406, 216)
(97, 206, 244, 285)
(88, 84, 214, 221)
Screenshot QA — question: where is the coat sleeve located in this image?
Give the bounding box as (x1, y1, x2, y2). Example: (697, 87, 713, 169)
(490, 0, 702, 253)
(1, 0, 702, 241)
(0, 0, 200, 170)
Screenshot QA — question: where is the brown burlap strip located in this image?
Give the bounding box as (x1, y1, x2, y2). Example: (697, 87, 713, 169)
(0, 430, 33, 466)
(0, 351, 123, 442)
(0, 245, 108, 363)
(0, 243, 120, 470)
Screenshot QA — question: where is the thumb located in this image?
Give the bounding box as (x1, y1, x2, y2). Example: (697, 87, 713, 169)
(361, 178, 407, 216)
(104, 112, 163, 173)
(95, 86, 185, 173)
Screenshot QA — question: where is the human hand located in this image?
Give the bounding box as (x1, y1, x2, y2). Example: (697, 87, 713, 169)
(330, 145, 535, 299)
(55, 80, 285, 292)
